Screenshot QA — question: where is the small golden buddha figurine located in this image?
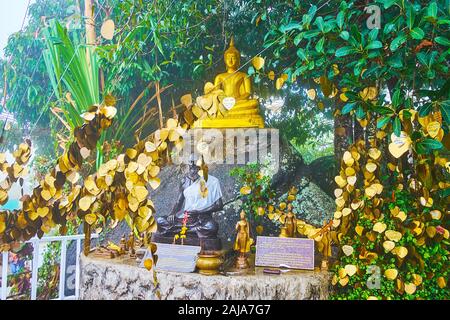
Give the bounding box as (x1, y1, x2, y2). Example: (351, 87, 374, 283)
(234, 210, 253, 269)
(193, 37, 264, 128)
(280, 204, 297, 238)
(312, 220, 333, 270)
(120, 234, 127, 253)
(127, 232, 136, 257)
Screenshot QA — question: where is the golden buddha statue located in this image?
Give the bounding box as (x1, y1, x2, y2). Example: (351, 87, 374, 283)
(234, 210, 253, 269)
(193, 38, 264, 128)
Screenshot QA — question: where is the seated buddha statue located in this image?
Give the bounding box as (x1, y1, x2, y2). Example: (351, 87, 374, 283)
(151, 155, 223, 251)
(192, 38, 264, 128)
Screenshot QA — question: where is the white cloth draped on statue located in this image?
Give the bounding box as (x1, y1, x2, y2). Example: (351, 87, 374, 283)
(183, 175, 222, 212)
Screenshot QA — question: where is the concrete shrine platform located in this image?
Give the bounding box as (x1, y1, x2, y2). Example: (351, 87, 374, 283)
(79, 255, 332, 300)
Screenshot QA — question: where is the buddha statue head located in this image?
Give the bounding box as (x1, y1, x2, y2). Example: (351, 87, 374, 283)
(224, 37, 240, 71)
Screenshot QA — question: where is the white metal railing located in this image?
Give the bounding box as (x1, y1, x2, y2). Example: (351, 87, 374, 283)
(0, 233, 98, 300)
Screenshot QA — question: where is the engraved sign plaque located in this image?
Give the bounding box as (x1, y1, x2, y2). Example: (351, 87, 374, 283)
(140, 243, 201, 273)
(255, 236, 315, 270)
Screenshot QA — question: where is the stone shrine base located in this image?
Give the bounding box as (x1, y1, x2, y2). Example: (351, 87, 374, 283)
(80, 255, 332, 300)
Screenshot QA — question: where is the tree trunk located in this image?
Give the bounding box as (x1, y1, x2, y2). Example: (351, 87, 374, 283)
(84, 0, 95, 256)
(366, 112, 377, 146)
(84, 0, 96, 45)
(334, 112, 352, 164)
(84, 0, 96, 72)
(353, 117, 365, 145)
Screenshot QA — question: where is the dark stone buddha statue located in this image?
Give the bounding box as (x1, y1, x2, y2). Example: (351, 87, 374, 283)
(152, 157, 223, 251)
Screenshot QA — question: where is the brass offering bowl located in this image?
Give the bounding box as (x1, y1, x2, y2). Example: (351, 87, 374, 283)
(196, 252, 223, 275)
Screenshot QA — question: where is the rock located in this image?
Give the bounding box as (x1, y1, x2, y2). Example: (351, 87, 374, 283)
(80, 255, 332, 300)
(307, 155, 337, 197)
(285, 177, 335, 227)
(101, 139, 334, 248)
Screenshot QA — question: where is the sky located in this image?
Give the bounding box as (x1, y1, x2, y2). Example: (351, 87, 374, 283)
(0, 0, 33, 58)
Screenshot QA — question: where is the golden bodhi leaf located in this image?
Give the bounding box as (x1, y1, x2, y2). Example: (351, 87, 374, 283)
(79, 196, 94, 212)
(388, 132, 412, 159)
(256, 225, 264, 235)
(430, 210, 442, 220)
(126, 148, 138, 159)
(426, 121, 441, 138)
(342, 245, 354, 256)
(355, 225, 364, 236)
(366, 162, 377, 173)
(144, 258, 153, 271)
(384, 268, 398, 280)
(180, 94, 193, 108)
(167, 118, 178, 129)
(252, 56, 265, 70)
(275, 77, 285, 90)
(437, 277, 446, 288)
(392, 246, 408, 258)
(404, 283, 417, 295)
(359, 86, 378, 101)
(383, 240, 395, 252)
(344, 264, 357, 277)
(257, 207, 265, 216)
(343, 151, 355, 166)
(149, 178, 161, 190)
(334, 188, 343, 198)
(240, 186, 252, 195)
(85, 213, 97, 225)
(412, 274, 423, 286)
(385, 230, 402, 242)
(307, 89, 316, 100)
(335, 176, 347, 188)
(373, 222, 387, 233)
(347, 176, 357, 186)
(101, 19, 115, 40)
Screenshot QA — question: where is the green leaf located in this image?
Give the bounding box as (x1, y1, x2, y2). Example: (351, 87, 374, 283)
(388, 54, 403, 68)
(308, 5, 317, 21)
(294, 33, 304, 46)
(406, 4, 415, 30)
(280, 22, 302, 33)
(296, 48, 307, 60)
(383, 23, 395, 35)
(410, 27, 424, 40)
(441, 100, 450, 124)
(377, 116, 391, 129)
(368, 29, 379, 42)
(427, 2, 437, 19)
(393, 117, 401, 137)
(366, 41, 382, 50)
(435, 36, 450, 46)
(390, 34, 407, 51)
(304, 30, 321, 39)
(417, 139, 443, 152)
(315, 17, 324, 31)
(355, 105, 365, 119)
(392, 90, 402, 108)
(316, 37, 325, 53)
(416, 52, 428, 67)
(340, 31, 349, 40)
(382, 0, 397, 9)
(336, 11, 344, 29)
(335, 46, 356, 57)
(342, 102, 356, 114)
(418, 102, 432, 117)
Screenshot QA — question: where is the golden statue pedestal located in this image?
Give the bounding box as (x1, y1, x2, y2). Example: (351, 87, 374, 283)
(193, 115, 264, 129)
